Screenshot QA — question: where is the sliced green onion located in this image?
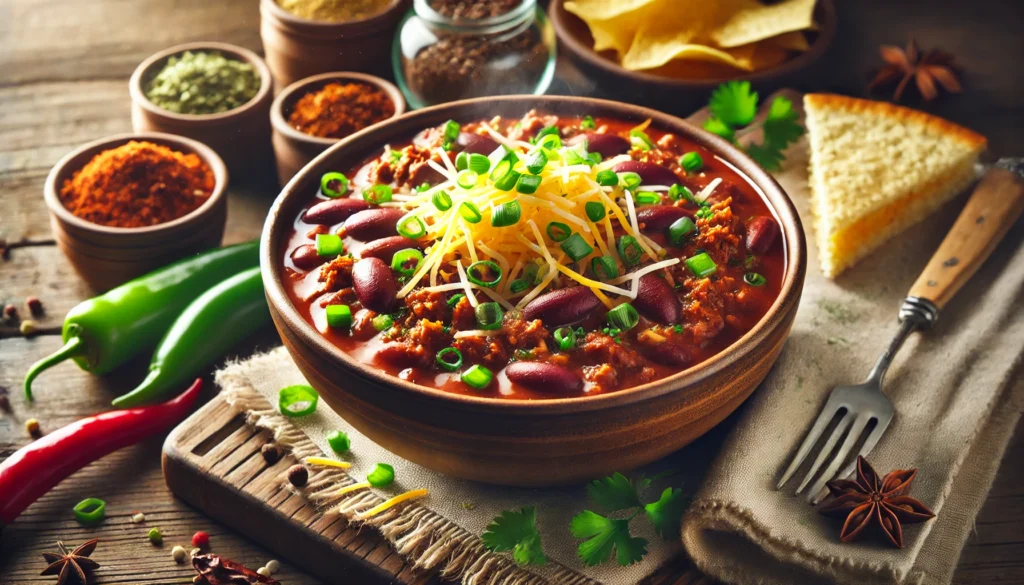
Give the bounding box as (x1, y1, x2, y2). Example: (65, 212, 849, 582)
(362, 184, 392, 204)
(320, 172, 349, 198)
(516, 174, 542, 194)
(587, 151, 602, 166)
(468, 153, 491, 174)
(744, 272, 767, 286)
(535, 126, 559, 142)
(680, 152, 704, 172)
(546, 221, 571, 242)
(619, 172, 642, 190)
(462, 364, 493, 389)
(73, 498, 106, 525)
(436, 347, 463, 371)
(560, 233, 593, 262)
(585, 201, 606, 222)
(415, 182, 432, 192)
(581, 115, 596, 130)
(696, 206, 714, 220)
(372, 314, 394, 331)
(607, 303, 640, 331)
(459, 201, 482, 223)
(509, 278, 531, 294)
(522, 262, 539, 283)
(326, 304, 353, 329)
(617, 235, 643, 266)
(457, 169, 479, 189)
(367, 463, 395, 487)
(455, 151, 470, 171)
(315, 233, 344, 257)
(635, 191, 661, 205)
(475, 302, 504, 330)
(553, 327, 577, 351)
(327, 430, 350, 453)
(595, 169, 618, 187)
(591, 255, 618, 280)
(563, 144, 588, 165)
(536, 133, 561, 150)
(432, 190, 453, 211)
(447, 293, 465, 307)
(390, 248, 424, 276)
(442, 119, 460, 149)
(669, 184, 695, 203)
(491, 200, 522, 227)
(279, 384, 319, 417)
(525, 149, 548, 175)
(668, 216, 697, 247)
(489, 157, 513, 182)
(685, 252, 717, 277)
(466, 260, 502, 287)
(494, 169, 521, 191)
(397, 215, 426, 238)
(630, 129, 655, 151)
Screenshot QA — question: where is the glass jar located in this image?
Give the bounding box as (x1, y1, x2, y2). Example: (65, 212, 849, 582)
(392, 0, 557, 109)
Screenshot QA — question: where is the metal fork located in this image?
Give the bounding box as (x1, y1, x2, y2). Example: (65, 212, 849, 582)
(777, 158, 1024, 503)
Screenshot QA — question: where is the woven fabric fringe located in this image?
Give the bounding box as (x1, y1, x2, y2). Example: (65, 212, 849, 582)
(219, 374, 599, 585)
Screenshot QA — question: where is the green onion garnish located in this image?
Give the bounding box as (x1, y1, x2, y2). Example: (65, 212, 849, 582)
(535, 126, 559, 142)
(560, 233, 594, 262)
(595, 169, 618, 187)
(696, 206, 714, 220)
(563, 144, 588, 165)
(468, 153, 491, 174)
(320, 172, 348, 198)
(460, 201, 483, 223)
(325, 304, 353, 329)
(581, 115, 596, 130)
(475, 302, 504, 330)
(668, 216, 697, 247)
(73, 498, 106, 526)
(630, 129, 654, 151)
(585, 201, 606, 222)
(669, 184, 695, 203)
(415, 182, 432, 192)
(680, 152, 704, 172)
(362, 184, 392, 204)
(685, 252, 717, 277)
(536, 133, 561, 150)
(525, 149, 548, 175)
(442, 119, 460, 150)
(436, 347, 463, 371)
(455, 151, 470, 171)
(279, 384, 319, 417)
(744, 272, 767, 286)
(315, 233, 344, 257)
(396, 215, 426, 238)
(372, 314, 394, 331)
(457, 169, 479, 189)
(447, 293, 465, 307)
(462, 364, 493, 389)
(367, 463, 395, 487)
(522, 262, 539, 283)
(546, 221, 571, 242)
(619, 172, 642, 190)
(587, 151, 602, 166)
(494, 169, 521, 191)
(607, 303, 640, 331)
(492, 200, 522, 227)
(553, 326, 577, 351)
(635, 191, 661, 205)
(590, 255, 618, 280)
(516, 174, 542, 194)
(509, 278, 531, 294)
(390, 248, 424, 276)
(432, 190, 453, 211)
(327, 430, 350, 453)
(466, 260, 502, 287)
(617, 235, 643, 266)
(489, 158, 513, 182)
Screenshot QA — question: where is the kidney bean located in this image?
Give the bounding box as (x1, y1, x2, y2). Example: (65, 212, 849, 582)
(745, 216, 780, 254)
(506, 362, 583, 394)
(342, 208, 406, 242)
(303, 198, 370, 225)
(636, 206, 692, 232)
(358, 236, 420, 263)
(352, 257, 398, 312)
(612, 160, 679, 186)
(457, 132, 500, 155)
(633, 274, 681, 325)
(291, 244, 327, 271)
(522, 287, 601, 326)
(567, 133, 630, 158)
(644, 342, 692, 366)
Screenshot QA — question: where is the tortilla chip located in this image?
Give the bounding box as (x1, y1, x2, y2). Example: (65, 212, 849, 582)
(624, 41, 752, 72)
(765, 30, 811, 51)
(748, 43, 794, 70)
(711, 0, 817, 48)
(618, 0, 726, 70)
(562, 0, 659, 21)
(565, 0, 663, 55)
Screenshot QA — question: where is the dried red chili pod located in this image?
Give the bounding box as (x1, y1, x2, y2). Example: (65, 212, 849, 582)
(192, 553, 279, 584)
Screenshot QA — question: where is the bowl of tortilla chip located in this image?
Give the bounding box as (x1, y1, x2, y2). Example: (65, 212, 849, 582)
(551, 0, 835, 108)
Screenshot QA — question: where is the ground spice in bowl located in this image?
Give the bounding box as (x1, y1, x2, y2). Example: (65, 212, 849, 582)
(287, 82, 396, 139)
(431, 0, 521, 19)
(59, 141, 215, 228)
(275, 0, 392, 22)
(144, 51, 261, 115)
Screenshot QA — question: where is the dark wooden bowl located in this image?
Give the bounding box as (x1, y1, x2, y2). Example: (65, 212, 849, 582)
(549, 0, 836, 113)
(261, 96, 806, 486)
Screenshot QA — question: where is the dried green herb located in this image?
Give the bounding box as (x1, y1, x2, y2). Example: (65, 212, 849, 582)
(145, 51, 260, 115)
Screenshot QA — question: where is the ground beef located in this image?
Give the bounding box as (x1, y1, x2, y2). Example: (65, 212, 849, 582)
(377, 343, 431, 368)
(581, 332, 646, 370)
(503, 318, 549, 352)
(351, 310, 379, 340)
(406, 319, 451, 354)
(369, 144, 448, 189)
(454, 335, 509, 369)
(679, 277, 728, 346)
(317, 288, 357, 308)
(584, 363, 617, 392)
(507, 110, 559, 142)
(405, 289, 448, 322)
(693, 198, 741, 265)
(318, 255, 354, 293)
(451, 296, 477, 330)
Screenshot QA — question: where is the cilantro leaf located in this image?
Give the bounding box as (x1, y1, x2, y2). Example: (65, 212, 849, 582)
(745, 142, 786, 172)
(586, 472, 641, 512)
(703, 116, 735, 143)
(482, 507, 547, 566)
(762, 96, 804, 151)
(644, 487, 689, 540)
(570, 510, 648, 567)
(708, 81, 758, 128)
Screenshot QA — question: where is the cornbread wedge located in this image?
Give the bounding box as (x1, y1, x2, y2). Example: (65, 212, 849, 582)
(804, 94, 987, 278)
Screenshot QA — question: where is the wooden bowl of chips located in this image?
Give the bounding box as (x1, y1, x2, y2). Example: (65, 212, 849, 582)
(551, 0, 836, 112)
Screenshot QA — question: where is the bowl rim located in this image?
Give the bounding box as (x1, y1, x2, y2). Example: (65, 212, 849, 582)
(270, 71, 407, 148)
(44, 131, 229, 235)
(261, 95, 806, 414)
(549, 0, 837, 89)
(128, 41, 273, 124)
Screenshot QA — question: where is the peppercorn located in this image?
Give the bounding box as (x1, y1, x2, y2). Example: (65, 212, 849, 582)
(192, 531, 210, 549)
(148, 527, 163, 545)
(265, 559, 281, 574)
(3, 304, 16, 320)
(287, 464, 308, 487)
(261, 443, 282, 464)
(20, 320, 37, 336)
(257, 567, 272, 577)
(26, 296, 43, 316)
(25, 418, 41, 438)
(131, 512, 146, 523)
(172, 545, 188, 563)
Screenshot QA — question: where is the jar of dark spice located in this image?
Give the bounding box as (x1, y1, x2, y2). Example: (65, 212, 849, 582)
(393, 0, 556, 109)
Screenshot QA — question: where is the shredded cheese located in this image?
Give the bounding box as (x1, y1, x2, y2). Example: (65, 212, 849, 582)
(356, 489, 429, 519)
(304, 457, 351, 470)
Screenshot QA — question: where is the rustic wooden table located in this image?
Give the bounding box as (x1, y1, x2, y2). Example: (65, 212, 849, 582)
(1, 0, 1021, 583)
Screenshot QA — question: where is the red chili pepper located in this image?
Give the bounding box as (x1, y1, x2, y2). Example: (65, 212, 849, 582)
(0, 378, 202, 527)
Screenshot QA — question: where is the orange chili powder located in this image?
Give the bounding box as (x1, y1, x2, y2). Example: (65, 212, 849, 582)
(287, 82, 395, 139)
(59, 141, 215, 228)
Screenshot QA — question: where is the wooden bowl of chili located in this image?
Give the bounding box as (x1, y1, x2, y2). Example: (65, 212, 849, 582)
(45, 132, 229, 292)
(261, 95, 806, 486)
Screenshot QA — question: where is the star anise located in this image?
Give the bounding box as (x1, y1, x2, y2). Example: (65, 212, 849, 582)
(868, 39, 962, 102)
(40, 539, 100, 584)
(818, 456, 936, 548)
(192, 553, 279, 585)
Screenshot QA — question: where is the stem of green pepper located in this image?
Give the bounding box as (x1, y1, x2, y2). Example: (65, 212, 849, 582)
(23, 335, 87, 401)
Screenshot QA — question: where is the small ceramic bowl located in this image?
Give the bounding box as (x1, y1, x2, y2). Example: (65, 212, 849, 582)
(270, 71, 405, 186)
(260, 0, 411, 89)
(45, 133, 228, 292)
(129, 42, 274, 179)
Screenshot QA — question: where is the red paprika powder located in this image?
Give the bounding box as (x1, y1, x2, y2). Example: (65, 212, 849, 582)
(287, 82, 395, 139)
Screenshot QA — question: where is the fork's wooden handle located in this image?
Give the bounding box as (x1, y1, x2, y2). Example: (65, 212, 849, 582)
(908, 167, 1024, 309)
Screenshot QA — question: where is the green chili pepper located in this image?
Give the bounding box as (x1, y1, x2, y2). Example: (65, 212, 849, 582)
(24, 242, 260, 400)
(110, 267, 270, 407)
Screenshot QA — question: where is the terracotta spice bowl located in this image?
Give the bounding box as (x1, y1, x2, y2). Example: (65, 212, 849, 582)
(261, 95, 806, 486)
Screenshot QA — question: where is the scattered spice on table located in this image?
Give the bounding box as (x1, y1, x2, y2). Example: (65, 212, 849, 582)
(430, 0, 520, 19)
(20, 319, 37, 336)
(192, 552, 280, 585)
(26, 296, 43, 316)
(40, 539, 99, 585)
(868, 39, 962, 102)
(275, 0, 391, 22)
(286, 464, 309, 487)
(148, 527, 163, 545)
(130, 511, 146, 523)
(192, 531, 210, 550)
(287, 82, 395, 139)
(171, 545, 188, 564)
(264, 559, 281, 574)
(59, 141, 214, 228)
(0, 386, 11, 413)
(25, 417, 42, 438)
(260, 443, 282, 464)
(3, 304, 17, 320)
(145, 51, 260, 115)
